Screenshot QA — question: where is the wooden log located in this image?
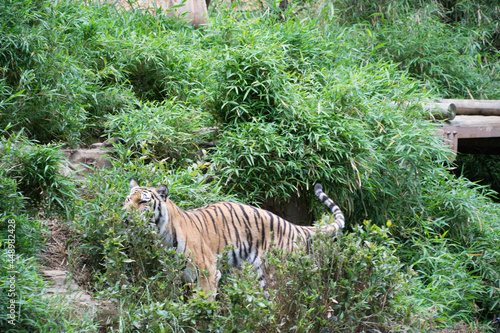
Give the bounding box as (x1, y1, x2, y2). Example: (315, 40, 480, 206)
(441, 99, 500, 116)
(113, 0, 208, 28)
(166, 0, 208, 27)
(424, 102, 456, 121)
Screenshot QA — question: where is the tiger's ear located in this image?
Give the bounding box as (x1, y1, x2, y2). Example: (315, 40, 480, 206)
(129, 179, 139, 189)
(156, 184, 169, 201)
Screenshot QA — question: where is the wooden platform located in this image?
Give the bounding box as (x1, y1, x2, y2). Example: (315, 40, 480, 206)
(437, 115, 500, 155)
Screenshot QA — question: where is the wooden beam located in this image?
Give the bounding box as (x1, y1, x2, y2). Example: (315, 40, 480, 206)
(441, 99, 500, 116)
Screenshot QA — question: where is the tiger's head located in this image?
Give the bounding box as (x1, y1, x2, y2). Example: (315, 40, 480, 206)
(123, 180, 170, 224)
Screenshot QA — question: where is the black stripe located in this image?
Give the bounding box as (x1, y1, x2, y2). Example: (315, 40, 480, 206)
(224, 203, 242, 241)
(193, 213, 207, 233)
(186, 212, 201, 233)
(240, 206, 254, 239)
(268, 212, 274, 235)
(276, 219, 283, 248)
(204, 208, 218, 233)
(239, 207, 253, 247)
(231, 249, 239, 267)
(244, 243, 249, 260)
(217, 206, 232, 241)
(172, 228, 178, 249)
(279, 218, 286, 247)
(227, 203, 243, 228)
(261, 216, 266, 246)
(255, 209, 268, 242)
(215, 206, 231, 248)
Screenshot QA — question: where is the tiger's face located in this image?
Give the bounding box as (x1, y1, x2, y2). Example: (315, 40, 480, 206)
(124, 189, 154, 213)
(123, 179, 170, 221)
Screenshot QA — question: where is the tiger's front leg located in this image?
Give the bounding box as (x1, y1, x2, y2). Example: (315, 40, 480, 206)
(196, 266, 219, 300)
(190, 247, 219, 300)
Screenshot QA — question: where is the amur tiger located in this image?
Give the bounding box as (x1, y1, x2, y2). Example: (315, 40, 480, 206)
(124, 179, 345, 298)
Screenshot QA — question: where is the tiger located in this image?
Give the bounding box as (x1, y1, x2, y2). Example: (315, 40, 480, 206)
(124, 179, 345, 298)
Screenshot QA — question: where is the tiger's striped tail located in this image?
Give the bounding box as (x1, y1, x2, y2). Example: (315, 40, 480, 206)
(314, 184, 345, 231)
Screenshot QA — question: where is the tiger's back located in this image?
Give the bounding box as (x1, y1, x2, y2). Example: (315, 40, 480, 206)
(125, 180, 344, 297)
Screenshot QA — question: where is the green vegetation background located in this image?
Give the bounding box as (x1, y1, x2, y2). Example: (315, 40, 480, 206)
(1, 0, 499, 331)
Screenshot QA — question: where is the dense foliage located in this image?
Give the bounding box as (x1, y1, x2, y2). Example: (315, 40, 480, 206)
(1, 0, 499, 331)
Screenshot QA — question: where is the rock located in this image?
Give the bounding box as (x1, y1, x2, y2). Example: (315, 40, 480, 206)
(60, 148, 113, 179)
(42, 269, 119, 328)
(89, 137, 119, 149)
(42, 270, 96, 307)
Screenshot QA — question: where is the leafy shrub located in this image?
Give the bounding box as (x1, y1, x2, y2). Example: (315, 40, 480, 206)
(373, 14, 499, 99)
(0, 134, 76, 217)
(409, 238, 490, 323)
(0, 0, 93, 144)
(212, 40, 289, 124)
(264, 222, 419, 332)
(209, 27, 439, 211)
(0, 173, 25, 220)
(105, 100, 210, 166)
(321, 0, 500, 99)
(0, 163, 41, 258)
(115, 37, 203, 103)
(0, 0, 123, 145)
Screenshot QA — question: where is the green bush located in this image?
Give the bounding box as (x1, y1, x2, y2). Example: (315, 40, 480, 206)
(264, 222, 419, 332)
(372, 13, 499, 99)
(0, 0, 94, 144)
(105, 100, 210, 166)
(0, 134, 76, 217)
(320, 0, 500, 99)
(212, 40, 289, 124)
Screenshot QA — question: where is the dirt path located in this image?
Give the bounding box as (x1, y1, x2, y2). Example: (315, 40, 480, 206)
(38, 142, 118, 329)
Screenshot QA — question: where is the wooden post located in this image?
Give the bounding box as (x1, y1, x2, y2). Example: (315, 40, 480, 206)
(424, 102, 456, 120)
(441, 99, 500, 116)
(166, 0, 208, 27)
